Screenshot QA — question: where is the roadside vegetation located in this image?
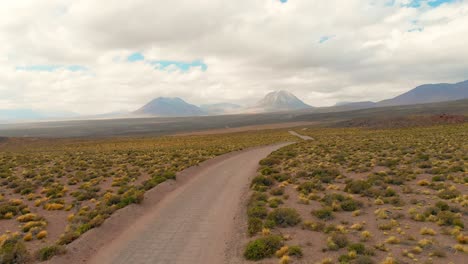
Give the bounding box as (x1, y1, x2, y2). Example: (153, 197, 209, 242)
(0, 130, 293, 262)
(245, 124, 467, 263)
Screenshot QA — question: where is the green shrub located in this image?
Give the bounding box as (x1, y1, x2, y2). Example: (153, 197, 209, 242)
(340, 199, 363, 212)
(247, 205, 268, 219)
(0, 237, 30, 264)
(288, 245, 303, 257)
(344, 180, 371, 194)
(270, 187, 284, 196)
(248, 217, 263, 236)
(298, 181, 323, 194)
(267, 208, 301, 227)
(327, 233, 349, 250)
(313, 207, 334, 220)
(251, 176, 274, 187)
(35, 245, 66, 261)
(244, 235, 283, 260)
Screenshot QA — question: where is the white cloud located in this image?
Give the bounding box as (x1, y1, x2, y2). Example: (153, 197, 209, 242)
(0, 0, 467, 114)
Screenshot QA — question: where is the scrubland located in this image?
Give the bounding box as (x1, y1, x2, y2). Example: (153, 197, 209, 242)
(245, 124, 467, 264)
(0, 130, 293, 263)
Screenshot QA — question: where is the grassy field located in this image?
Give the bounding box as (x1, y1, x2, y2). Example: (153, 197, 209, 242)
(0, 130, 294, 263)
(245, 124, 467, 264)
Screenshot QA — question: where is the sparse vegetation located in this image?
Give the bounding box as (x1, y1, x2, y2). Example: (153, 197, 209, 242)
(0, 130, 293, 261)
(244, 124, 467, 263)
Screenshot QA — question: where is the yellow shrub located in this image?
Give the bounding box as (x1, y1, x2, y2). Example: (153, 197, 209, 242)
(67, 214, 75, 222)
(262, 228, 271, 236)
(374, 208, 388, 219)
(44, 203, 64, 210)
(23, 233, 33, 241)
(418, 180, 430, 186)
(418, 238, 432, 247)
(351, 223, 364, 231)
(385, 236, 400, 244)
(4, 212, 14, 219)
(420, 227, 436, 236)
(9, 199, 23, 206)
(456, 234, 467, 244)
(453, 244, 468, 253)
(380, 256, 397, 264)
(36, 230, 48, 240)
(361, 230, 372, 241)
(279, 255, 290, 264)
(276, 246, 289, 258)
(16, 213, 39, 223)
(411, 246, 423, 254)
(374, 198, 384, 205)
(318, 257, 333, 264)
(352, 210, 361, 217)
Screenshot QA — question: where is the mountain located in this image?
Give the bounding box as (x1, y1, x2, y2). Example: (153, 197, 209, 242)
(134, 97, 204, 117)
(378, 80, 468, 106)
(200, 103, 242, 115)
(251, 90, 312, 113)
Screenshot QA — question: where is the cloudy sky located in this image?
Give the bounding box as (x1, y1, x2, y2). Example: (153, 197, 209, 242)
(0, 0, 467, 115)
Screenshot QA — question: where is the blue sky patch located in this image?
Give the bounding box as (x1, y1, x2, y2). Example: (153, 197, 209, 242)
(279, 0, 288, 3)
(127, 52, 145, 62)
(400, 0, 456, 8)
(149, 60, 208, 71)
(319, 35, 335, 44)
(127, 52, 207, 72)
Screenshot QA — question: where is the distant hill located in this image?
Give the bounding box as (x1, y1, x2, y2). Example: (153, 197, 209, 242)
(250, 90, 312, 113)
(134, 97, 204, 117)
(378, 80, 468, 106)
(200, 103, 242, 115)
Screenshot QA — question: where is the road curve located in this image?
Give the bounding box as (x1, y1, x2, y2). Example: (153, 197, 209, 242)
(289, 130, 314, 140)
(85, 143, 289, 264)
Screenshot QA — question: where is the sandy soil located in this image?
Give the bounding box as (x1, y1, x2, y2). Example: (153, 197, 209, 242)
(48, 143, 291, 264)
(174, 122, 317, 136)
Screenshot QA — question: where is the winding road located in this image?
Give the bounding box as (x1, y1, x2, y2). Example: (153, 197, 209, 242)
(82, 143, 290, 264)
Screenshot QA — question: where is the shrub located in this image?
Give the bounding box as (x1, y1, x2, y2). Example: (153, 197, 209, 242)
(298, 181, 323, 194)
(275, 246, 289, 258)
(313, 208, 333, 220)
(348, 243, 366, 255)
(36, 231, 48, 240)
(437, 188, 460, 200)
(267, 208, 301, 227)
(327, 233, 349, 250)
(420, 227, 436, 236)
(247, 205, 268, 219)
(344, 180, 371, 194)
(16, 213, 41, 223)
(0, 236, 30, 264)
(248, 217, 263, 236)
(251, 176, 274, 188)
(302, 221, 325, 232)
(270, 187, 284, 196)
(244, 235, 283, 260)
(288, 245, 303, 257)
(340, 199, 363, 212)
(35, 245, 66, 261)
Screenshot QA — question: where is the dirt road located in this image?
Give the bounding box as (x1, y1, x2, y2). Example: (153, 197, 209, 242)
(288, 130, 314, 140)
(69, 143, 289, 264)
